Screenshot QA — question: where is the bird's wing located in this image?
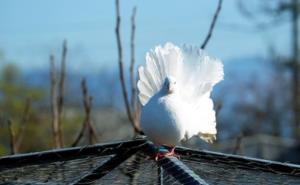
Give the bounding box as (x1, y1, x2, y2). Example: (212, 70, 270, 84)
(179, 45, 224, 142)
(137, 43, 183, 105)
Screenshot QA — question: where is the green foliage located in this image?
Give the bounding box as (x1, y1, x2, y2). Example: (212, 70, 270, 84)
(0, 61, 45, 155)
(0, 64, 43, 118)
(0, 54, 130, 156)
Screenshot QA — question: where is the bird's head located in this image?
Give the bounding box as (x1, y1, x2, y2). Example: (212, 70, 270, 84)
(162, 76, 177, 94)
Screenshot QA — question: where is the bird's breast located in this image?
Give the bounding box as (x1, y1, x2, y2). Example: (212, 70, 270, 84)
(141, 94, 185, 146)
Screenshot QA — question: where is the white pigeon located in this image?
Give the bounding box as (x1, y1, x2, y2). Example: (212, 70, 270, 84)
(138, 42, 224, 150)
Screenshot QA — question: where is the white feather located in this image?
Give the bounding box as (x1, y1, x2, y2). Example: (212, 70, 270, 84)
(179, 45, 223, 141)
(138, 42, 224, 144)
(138, 42, 183, 105)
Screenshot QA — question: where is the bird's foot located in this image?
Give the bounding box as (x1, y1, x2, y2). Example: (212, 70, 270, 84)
(147, 147, 179, 161)
(161, 147, 180, 159)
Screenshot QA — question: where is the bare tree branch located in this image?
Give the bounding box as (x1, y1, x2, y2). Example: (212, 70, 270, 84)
(15, 98, 31, 152)
(201, 0, 223, 49)
(129, 6, 142, 132)
(57, 40, 67, 147)
(7, 119, 16, 155)
(50, 54, 61, 148)
(115, 0, 141, 134)
(82, 79, 92, 145)
(290, 0, 300, 140)
(50, 40, 67, 148)
(72, 78, 98, 147)
(135, 98, 142, 131)
(86, 99, 98, 144)
(130, 6, 137, 111)
(82, 79, 98, 145)
(71, 120, 87, 147)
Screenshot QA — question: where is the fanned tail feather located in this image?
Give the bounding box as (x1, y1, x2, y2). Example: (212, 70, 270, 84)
(180, 45, 223, 142)
(138, 42, 224, 143)
(137, 43, 183, 105)
(180, 45, 223, 103)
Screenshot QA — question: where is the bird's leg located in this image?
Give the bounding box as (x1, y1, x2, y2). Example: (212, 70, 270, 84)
(146, 145, 180, 161)
(154, 152, 165, 161)
(145, 144, 164, 160)
(163, 146, 180, 159)
(154, 146, 179, 161)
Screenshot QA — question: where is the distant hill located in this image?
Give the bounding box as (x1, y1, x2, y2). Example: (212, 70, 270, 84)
(21, 56, 275, 108)
(22, 56, 292, 139)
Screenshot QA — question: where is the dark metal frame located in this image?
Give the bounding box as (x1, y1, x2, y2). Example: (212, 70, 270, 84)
(0, 139, 146, 170)
(1, 139, 300, 185)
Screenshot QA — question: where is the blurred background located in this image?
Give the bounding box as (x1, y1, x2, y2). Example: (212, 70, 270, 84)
(0, 0, 299, 164)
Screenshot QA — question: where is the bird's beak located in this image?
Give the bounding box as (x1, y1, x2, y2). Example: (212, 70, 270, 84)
(168, 83, 174, 94)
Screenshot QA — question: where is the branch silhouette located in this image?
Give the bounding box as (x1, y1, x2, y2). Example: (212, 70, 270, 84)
(115, 0, 141, 134)
(72, 78, 98, 147)
(201, 0, 223, 49)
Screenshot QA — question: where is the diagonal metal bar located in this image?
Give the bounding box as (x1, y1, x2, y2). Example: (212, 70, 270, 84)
(174, 146, 300, 176)
(157, 166, 164, 185)
(71, 142, 146, 185)
(157, 156, 208, 185)
(143, 142, 209, 185)
(0, 139, 146, 171)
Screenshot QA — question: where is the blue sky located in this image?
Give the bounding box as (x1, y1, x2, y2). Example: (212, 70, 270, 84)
(0, 0, 291, 73)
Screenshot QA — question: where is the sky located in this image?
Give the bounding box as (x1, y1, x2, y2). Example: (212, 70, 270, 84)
(0, 0, 291, 74)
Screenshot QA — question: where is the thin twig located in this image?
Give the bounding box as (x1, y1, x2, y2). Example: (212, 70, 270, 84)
(115, 0, 140, 134)
(87, 96, 98, 145)
(57, 40, 67, 147)
(50, 54, 61, 148)
(201, 0, 223, 49)
(129, 6, 141, 133)
(15, 98, 31, 152)
(7, 119, 16, 155)
(130, 6, 137, 110)
(71, 78, 98, 147)
(71, 79, 88, 147)
(81, 79, 98, 144)
(90, 124, 98, 143)
(135, 99, 142, 129)
(71, 120, 87, 147)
